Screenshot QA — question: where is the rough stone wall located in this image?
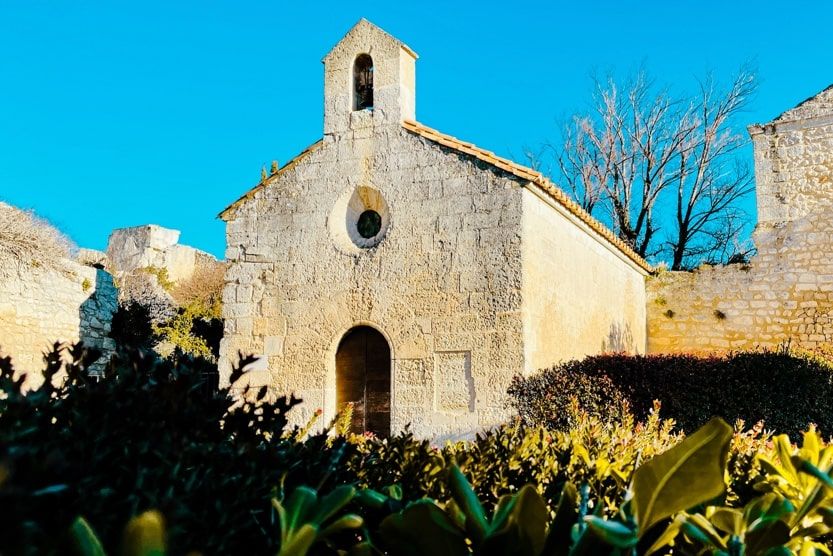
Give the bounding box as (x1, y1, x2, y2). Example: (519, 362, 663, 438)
(220, 21, 532, 438)
(107, 224, 215, 283)
(220, 124, 526, 437)
(0, 257, 117, 388)
(753, 86, 833, 230)
(521, 189, 647, 371)
(648, 89, 833, 353)
(220, 20, 656, 437)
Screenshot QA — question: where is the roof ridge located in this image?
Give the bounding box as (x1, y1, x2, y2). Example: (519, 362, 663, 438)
(772, 82, 833, 123)
(322, 19, 418, 62)
(401, 119, 652, 273)
(218, 139, 324, 221)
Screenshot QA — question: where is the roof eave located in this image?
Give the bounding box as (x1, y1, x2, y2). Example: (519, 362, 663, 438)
(218, 139, 324, 221)
(401, 119, 653, 273)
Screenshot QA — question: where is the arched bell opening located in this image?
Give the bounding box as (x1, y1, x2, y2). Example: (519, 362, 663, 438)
(353, 53, 374, 111)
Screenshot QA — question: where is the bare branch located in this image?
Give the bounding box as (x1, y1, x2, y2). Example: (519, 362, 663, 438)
(553, 66, 757, 268)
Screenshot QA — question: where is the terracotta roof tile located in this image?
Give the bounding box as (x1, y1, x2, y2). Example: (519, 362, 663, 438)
(402, 119, 652, 272)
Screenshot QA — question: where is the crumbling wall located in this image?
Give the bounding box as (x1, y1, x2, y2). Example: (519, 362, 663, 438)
(648, 87, 833, 353)
(107, 224, 216, 284)
(0, 257, 117, 387)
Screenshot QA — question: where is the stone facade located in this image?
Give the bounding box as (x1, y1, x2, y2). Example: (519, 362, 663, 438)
(522, 190, 647, 368)
(0, 256, 117, 388)
(648, 85, 833, 353)
(219, 20, 649, 437)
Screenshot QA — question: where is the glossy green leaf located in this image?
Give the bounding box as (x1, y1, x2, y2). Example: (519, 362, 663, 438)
(774, 435, 798, 483)
(644, 514, 686, 556)
(384, 484, 403, 501)
(122, 510, 166, 556)
(710, 508, 743, 535)
(686, 512, 726, 548)
(448, 464, 488, 543)
(584, 516, 637, 549)
(541, 482, 577, 556)
(378, 500, 468, 556)
(632, 417, 732, 535)
(318, 514, 363, 538)
(680, 521, 721, 549)
(790, 458, 833, 527)
(310, 485, 355, 525)
(285, 487, 318, 533)
(355, 488, 388, 509)
(69, 517, 106, 556)
(482, 485, 548, 556)
(277, 523, 316, 556)
(794, 457, 833, 490)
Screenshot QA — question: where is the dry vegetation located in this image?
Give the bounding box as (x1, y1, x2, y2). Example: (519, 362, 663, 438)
(170, 258, 227, 319)
(0, 201, 75, 271)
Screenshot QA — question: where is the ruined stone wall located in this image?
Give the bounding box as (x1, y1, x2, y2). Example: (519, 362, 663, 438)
(220, 123, 526, 438)
(0, 258, 117, 387)
(107, 224, 215, 283)
(648, 92, 833, 353)
(521, 189, 647, 371)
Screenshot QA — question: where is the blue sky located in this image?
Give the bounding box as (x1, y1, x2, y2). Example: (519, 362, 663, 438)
(1, 1, 832, 258)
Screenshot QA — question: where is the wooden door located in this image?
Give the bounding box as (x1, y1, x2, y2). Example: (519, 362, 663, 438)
(335, 326, 390, 436)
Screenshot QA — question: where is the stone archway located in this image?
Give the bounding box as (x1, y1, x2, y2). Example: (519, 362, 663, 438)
(335, 326, 390, 436)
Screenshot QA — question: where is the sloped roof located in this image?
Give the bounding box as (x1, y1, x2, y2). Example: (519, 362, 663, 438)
(322, 18, 418, 62)
(772, 83, 833, 123)
(402, 120, 652, 272)
(218, 122, 652, 273)
(218, 140, 323, 221)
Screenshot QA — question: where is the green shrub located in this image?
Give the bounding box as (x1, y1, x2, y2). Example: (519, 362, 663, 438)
(109, 300, 159, 349)
(0, 342, 819, 555)
(0, 343, 358, 554)
(152, 301, 219, 360)
(506, 363, 629, 431)
(141, 265, 174, 292)
(508, 350, 833, 438)
(70, 421, 833, 556)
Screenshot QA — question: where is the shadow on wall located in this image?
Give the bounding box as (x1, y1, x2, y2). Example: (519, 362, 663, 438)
(78, 268, 118, 373)
(602, 321, 634, 353)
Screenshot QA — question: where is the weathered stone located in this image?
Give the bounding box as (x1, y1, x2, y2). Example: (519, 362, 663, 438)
(648, 85, 833, 354)
(106, 224, 216, 283)
(0, 257, 118, 388)
(218, 20, 648, 438)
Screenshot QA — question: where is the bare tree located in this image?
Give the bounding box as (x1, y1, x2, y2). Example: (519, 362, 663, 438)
(668, 72, 756, 269)
(554, 68, 756, 269)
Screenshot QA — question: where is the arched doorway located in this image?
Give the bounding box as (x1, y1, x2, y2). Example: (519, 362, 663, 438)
(336, 326, 390, 436)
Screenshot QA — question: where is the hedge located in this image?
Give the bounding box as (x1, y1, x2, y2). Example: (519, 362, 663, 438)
(507, 350, 833, 438)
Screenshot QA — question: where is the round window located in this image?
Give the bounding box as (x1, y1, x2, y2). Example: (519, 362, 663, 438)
(357, 210, 382, 239)
(328, 186, 390, 253)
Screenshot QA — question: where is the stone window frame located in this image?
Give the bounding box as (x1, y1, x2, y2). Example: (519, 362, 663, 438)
(328, 185, 391, 253)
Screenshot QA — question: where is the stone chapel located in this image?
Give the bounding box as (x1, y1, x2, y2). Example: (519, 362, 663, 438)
(218, 19, 650, 437)
(0, 23, 829, 436)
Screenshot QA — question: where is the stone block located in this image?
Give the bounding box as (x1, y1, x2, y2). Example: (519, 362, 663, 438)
(433, 351, 474, 413)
